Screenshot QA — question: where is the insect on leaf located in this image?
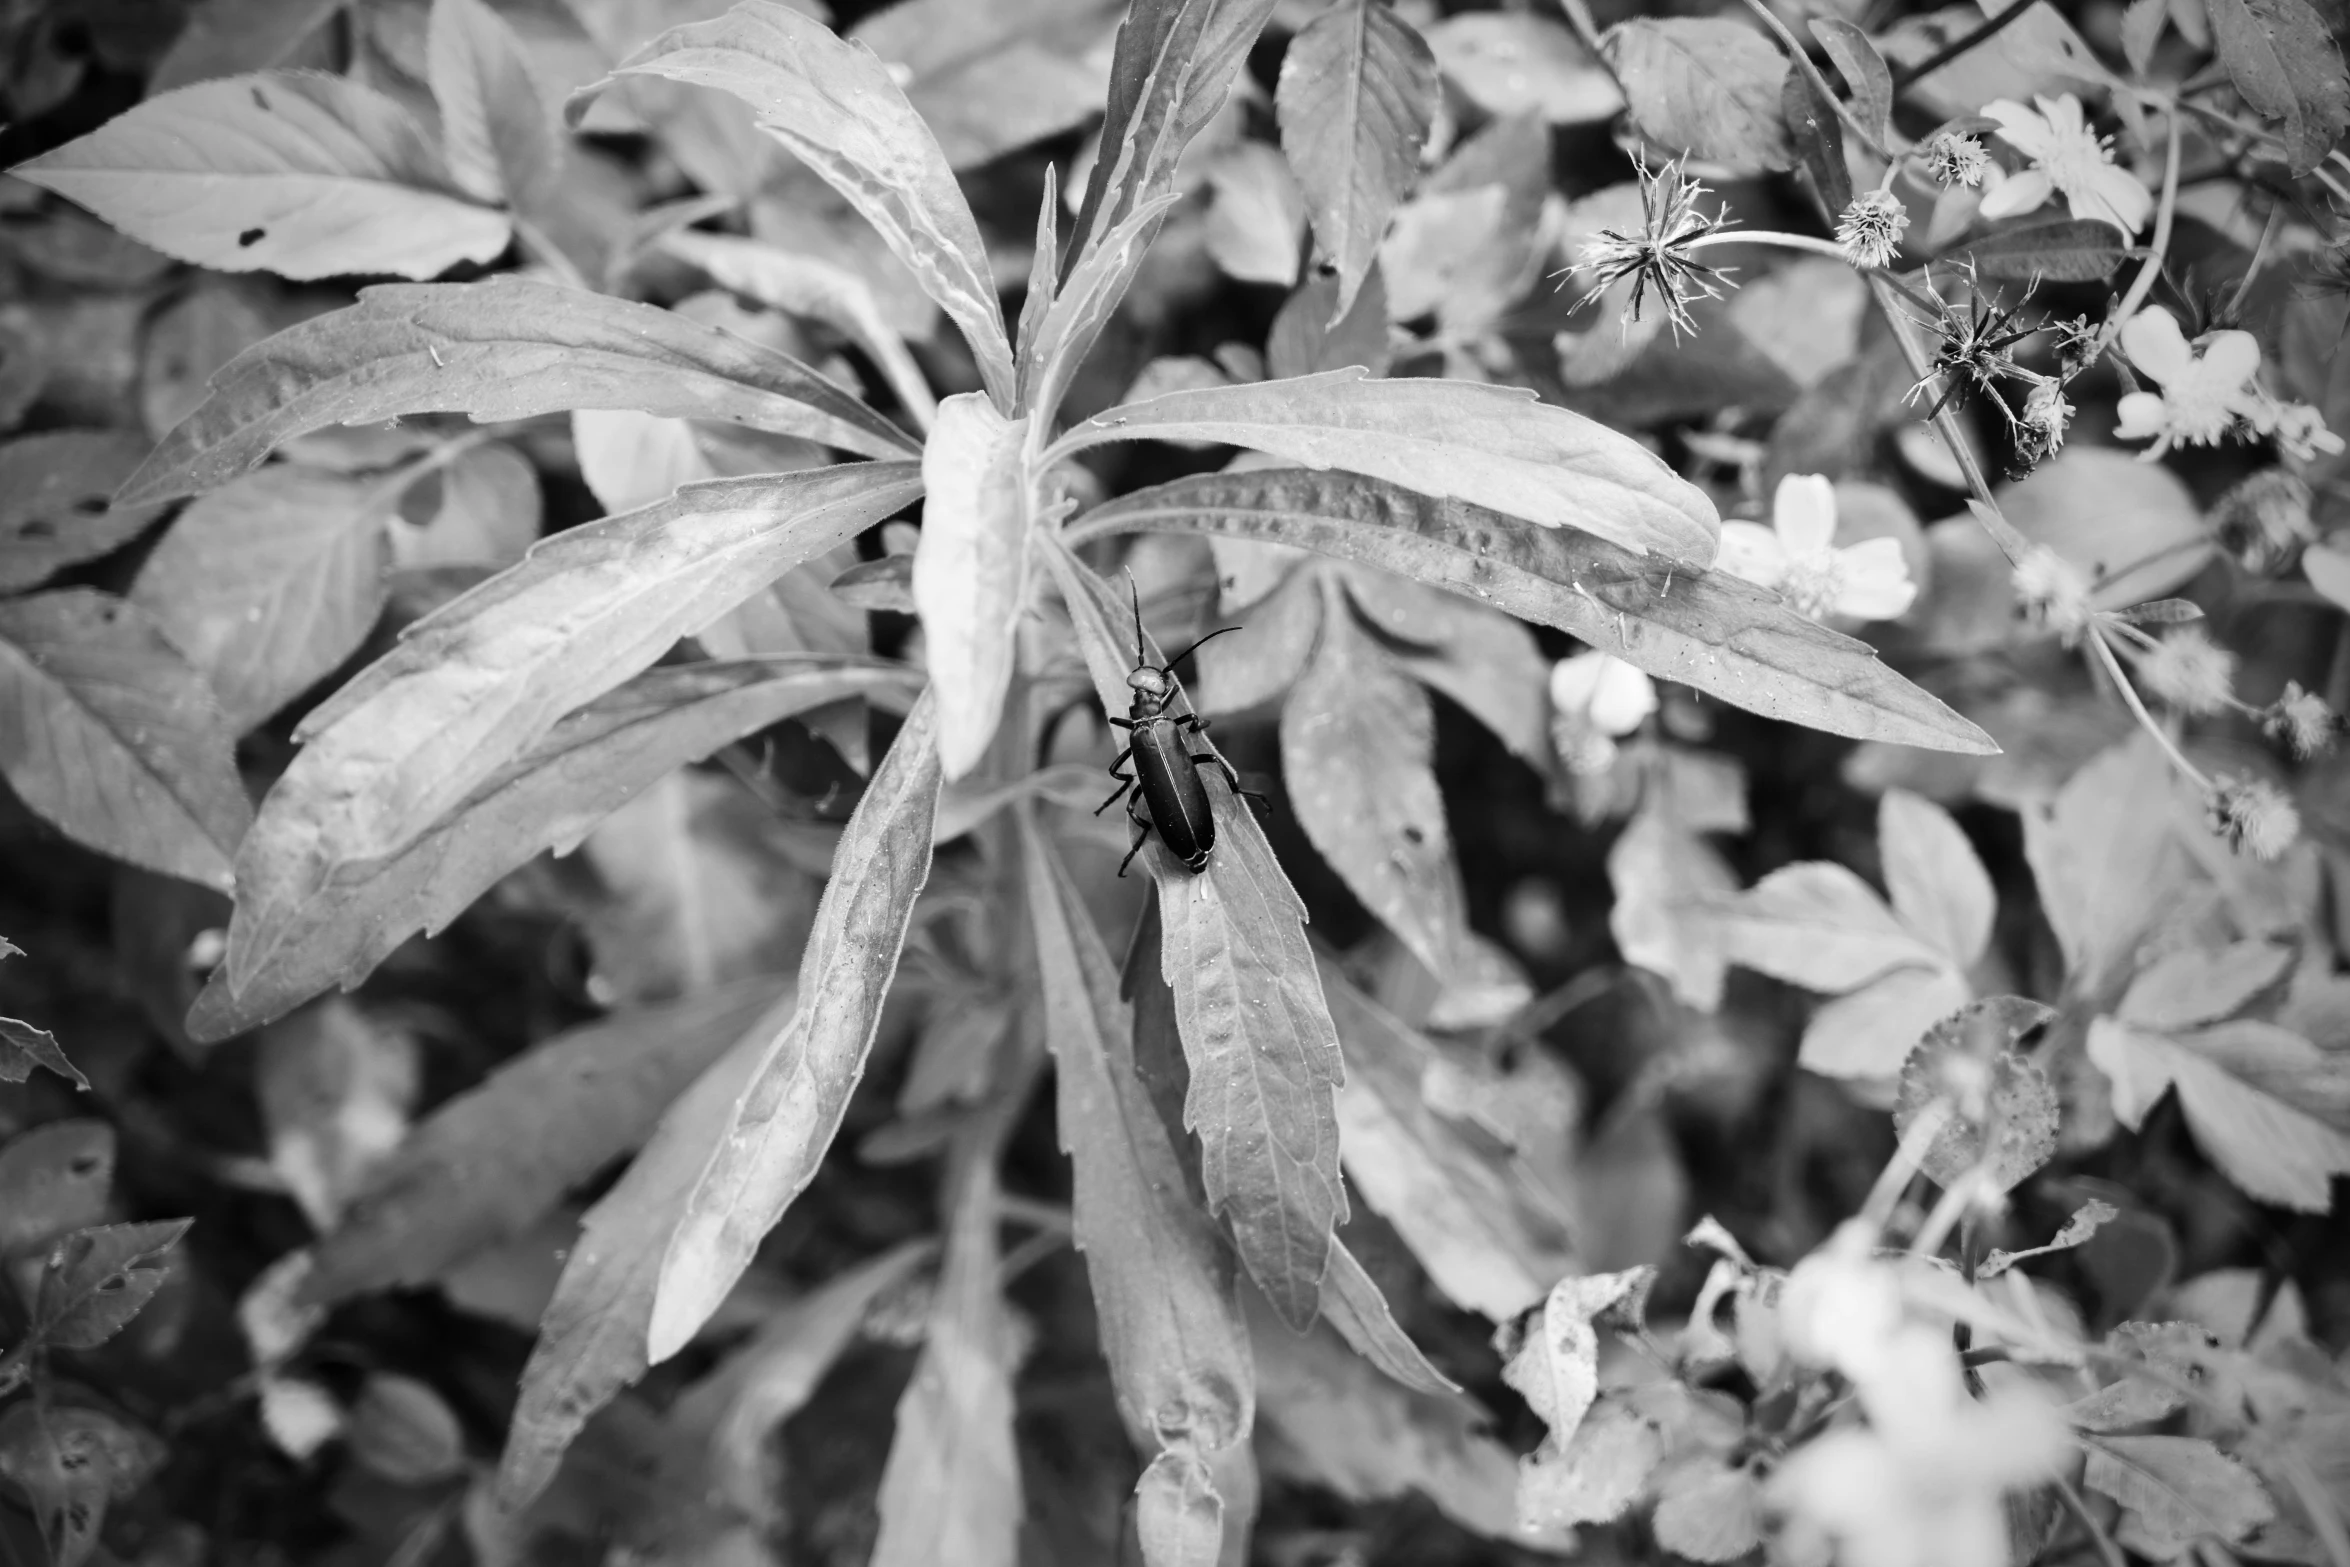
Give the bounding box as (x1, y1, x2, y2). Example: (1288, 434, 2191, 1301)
(0, 590, 250, 890)
(122, 279, 915, 505)
(1058, 370, 1719, 560)
(13, 72, 510, 282)
(915, 393, 1031, 779)
(1069, 468, 1994, 754)
(648, 689, 942, 1361)
(190, 660, 913, 1040)
(216, 464, 922, 1001)
(581, 0, 1017, 411)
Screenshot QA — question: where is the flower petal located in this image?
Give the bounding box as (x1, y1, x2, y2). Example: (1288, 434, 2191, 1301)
(2199, 329, 2263, 392)
(2085, 167, 2152, 234)
(1715, 521, 1789, 588)
(2113, 390, 2168, 441)
(2118, 307, 2193, 385)
(1983, 99, 2053, 159)
(1592, 659, 1660, 736)
(1977, 168, 2052, 220)
(1773, 473, 1840, 556)
(1832, 538, 1919, 621)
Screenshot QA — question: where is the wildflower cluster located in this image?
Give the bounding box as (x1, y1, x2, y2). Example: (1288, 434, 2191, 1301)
(1558, 161, 1735, 337)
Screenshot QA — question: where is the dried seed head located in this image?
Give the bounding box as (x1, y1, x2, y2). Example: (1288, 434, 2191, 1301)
(1560, 160, 1737, 338)
(1836, 189, 1910, 270)
(1924, 132, 1990, 188)
(2011, 546, 2095, 641)
(2264, 681, 2338, 759)
(2205, 774, 2300, 861)
(2209, 468, 2315, 575)
(2137, 627, 2238, 715)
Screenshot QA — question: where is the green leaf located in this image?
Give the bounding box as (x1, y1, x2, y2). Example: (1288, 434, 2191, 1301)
(2084, 1435, 2275, 1553)
(0, 432, 167, 593)
(190, 659, 912, 1040)
(1652, 1459, 1766, 1561)
(1895, 999, 2060, 1192)
(0, 590, 250, 889)
(845, 0, 1120, 171)
(0, 1405, 161, 1567)
(1781, 59, 1852, 215)
(217, 465, 922, 1001)
(14, 72, 509, 281)
(2204, 0, 2350, 175)
(1318, 1241, 1458, 1394)
(0, 1017, 90, 1093)
(1064, 0, 1276, 283)
(149, 0, 346, 92)
(1136, 1449, 1227, 1567)
(1799, 965, 1970, 1078)
(1061, 371, 1719, 560)
(1878, 789, 1994, 969)
(1070, 469, 1993, 753)
(426, 0, 562, 210)
(2088, 1017, 2350, 1213)
(915, 393, 1031, 779)
(1609, 751, 1743, 1010)
(1025, 823, 1254, 1460)
(1350, 571, 1553, 768)
(0, 1122, 112, 1258)
(129, 464, 399, 732)
(33, 1219, 193, 1350)
(1282, 585, 1467, 978)
(583, 0, 1017, 411)
(1720, 862, 1947, 992)
(496, 1013, 779, 1511)
(1601, 18, 1793, 175)
(1321, 960, 1572, 1321)
(2119, 940, 2295, 1033)
(1276, 0, 1439, 325)
(308, 979, 790, 1303)
(870, 1148, 1023, 1567)
(1020, 191, 1182, 427)
(1980, 1198, 2118, 1279)
(1965, 218, 2135, 282)
(122, 279, 915, 505)
(648, 689, 942, 1360)
(2024, 735, 2193, 994)
(1809, 17, 1890, 142)
(1047, 540, 1347, 1330)
(1425, 13, 1620, 125)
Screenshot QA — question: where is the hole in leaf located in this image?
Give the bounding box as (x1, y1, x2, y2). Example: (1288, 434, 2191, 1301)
(237, 228, 265, 248)
(70, 494, 107, 515)
(251, 87, 270, 112)
(20, 518, 55, 539)
(66, 1154, 102, 1178)
(1402, 824, 1426, 844)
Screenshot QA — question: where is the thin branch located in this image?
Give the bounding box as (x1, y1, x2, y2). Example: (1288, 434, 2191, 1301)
(1729, 0, 1893, 163)
(2089, 623, 2212, 789)
(2053, 1472, 2133, 1567)
(2098, 109, 2184, 359)
(1888, 0, 2042, 89)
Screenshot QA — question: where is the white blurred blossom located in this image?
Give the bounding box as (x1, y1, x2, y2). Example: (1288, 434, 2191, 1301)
(1979, 94, 2151, 235)
(2113, 307, 2264, 458)
(1716, 475, 1916, 622)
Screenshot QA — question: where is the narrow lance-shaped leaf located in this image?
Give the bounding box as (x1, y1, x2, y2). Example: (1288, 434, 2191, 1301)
(218, 464, 923, 1002)
(1045, 540, 1346, 1331)
(13, 72, 509, 282)
(579, 0, 1016, 411)
(191, 660, 915, 1040)
(1281, 582, 1468, 979)
(427, 0, 563, 209)
(1066, 0, 1276, 279)
(1025, 821, 1254, 1480)
(871, 1130, 1022, 1567)
(122, 279, 914, 505)
(1070, 469, 1994, 755)
(1055, 370, 1719, 560)
(1022, 192, 1182, 430)
(1277, 0, 1440, 325)
(498, 1005, 785, 1510)
(649, 689, 943, 1360)
(0, 590, 252, 890)
(915, 394, 1031, 779)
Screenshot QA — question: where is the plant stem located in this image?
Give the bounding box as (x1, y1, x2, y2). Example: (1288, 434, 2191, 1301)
(2097, 109, 2183, 359)
(1888, 0, 2041, 89)
(1686, 229, 1853, 263)
(2053, 1473, 2133, 1567)
(1730, 0, 1893, 163)
(2089, 624, 2211, 789)
(1863, 273, 2020, 562)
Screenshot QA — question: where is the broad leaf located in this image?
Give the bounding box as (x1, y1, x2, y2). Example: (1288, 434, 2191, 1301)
(1025, 824, 1254, 1462)
(1203, 144, 1307, 287)
(1879, 789, 1994, 969)
(0, 1004, 89, 1092)
(427, 0, 563, 209)
(0, 590, 251, 889)
(0, 1404, 161, 1567)
(1966, 218, 2134, 282)
(33, 1219, 193, 1350)
(1057, 370, 1718, 559)
(1318, 1240, 1458, 1394)
(2204, 0, 2349, 175)
(584, 0, 1017, 410)
(1051, 542, 1348, 1329)
(309, 980, 790, 1302)
(218, 464, 922, 1002)
(1065, 0, 1276, 279)
(2119, 940, 2294, 1033)
(0, 432, 168, 592)
(189, 659, 913, 1039)
(122, 279, 914, 504)
(2025, 736, 2191, 994)
(1781, 59, 1852, 216)
(1281, 583, 1467, 977)
(0, 1120, 113, 1266)
(1809, 18, 1890, 142)
(14, 72, 510, 280)
(915, 393, 1031, 779)
(150, 0, 345, 92)
(1895, 999, 2060, 1192)
(870, 1145, 1022, 1567)
(1425, 13, 1620, 125)
(1609, 749, 1743, 1009)
(1601, 18, 1793, 175)
(1276, 0, 1439, 324)
(1721, 863, 1945, 993)
(1322, 961, 1571, 1321)
(846, 0, 1120, 171)
(130, 464, 400, 732)
(497, 1016, 775, 1510)
(1070, 469, 1994, 753)
(2088, 1017, 2350, 1212)
(648, 690, 942, 1360)
(2084, 1435, 2275, 1553)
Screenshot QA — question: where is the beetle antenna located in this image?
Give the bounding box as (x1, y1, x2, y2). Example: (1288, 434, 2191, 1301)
(1163, 625, 1242, 673)
(1125, 569, 1147, 665)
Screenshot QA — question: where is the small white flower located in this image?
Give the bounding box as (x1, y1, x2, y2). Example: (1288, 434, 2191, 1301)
(1549, 651, 1658, 737)
(1715, 475, 1918, 622)
(2011, 546, 2094, 641)
(1979, 94, 2152, 236)
(1836, 189, 1909, 269)
(2245, 391, 2347, 464)
(1923, 132, 1989, 189)
(2113, 306, 2265, 458)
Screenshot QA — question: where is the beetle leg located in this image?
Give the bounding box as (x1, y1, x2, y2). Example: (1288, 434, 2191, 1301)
(1117, 800, 1153, 877)
(1094, 775, 1133, 816)
(1107, 716, 1135, 730)
(1176, 713, 1209, 732)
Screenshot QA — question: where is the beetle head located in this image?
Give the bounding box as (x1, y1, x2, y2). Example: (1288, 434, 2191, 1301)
(1127, 665, 1173, 707)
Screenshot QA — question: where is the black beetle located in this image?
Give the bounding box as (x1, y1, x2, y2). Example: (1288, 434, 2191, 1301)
(1095, 576, 1263, 876)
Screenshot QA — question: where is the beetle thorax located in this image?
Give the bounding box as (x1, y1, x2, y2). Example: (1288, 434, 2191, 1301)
(1127, 665, 1173, 714)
